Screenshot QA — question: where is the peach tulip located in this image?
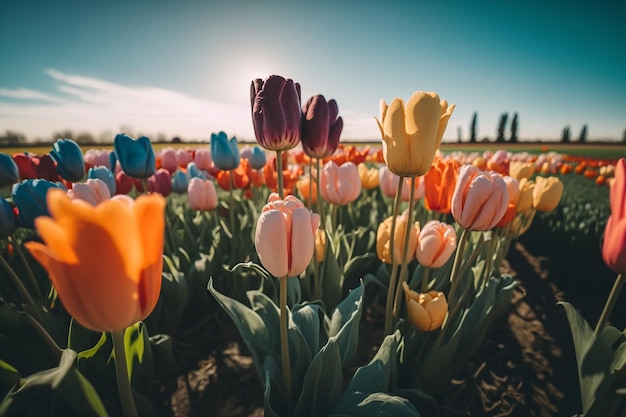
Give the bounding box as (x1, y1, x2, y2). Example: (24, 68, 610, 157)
(532, 176, 563, 212)
(315, 228, 326, 263)
(296, 175, 318, 205)
(67, 178, 111, 206)
(603, 158, 626, 273)
(402, 282, 447, 331)
(451, 165, 509, 231)
(486, 150, 510, 175)
(416, 220, 457, 268)
(376, 210, 420, 264)
(187, 177, 218, 211)
(255, 194, 320, 278)
(25, 189, 165, 332)
(320, 160, 362, 205)
(375, 91, 455, 177)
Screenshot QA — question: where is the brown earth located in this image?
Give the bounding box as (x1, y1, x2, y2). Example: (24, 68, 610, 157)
(155, 241, 593, 417)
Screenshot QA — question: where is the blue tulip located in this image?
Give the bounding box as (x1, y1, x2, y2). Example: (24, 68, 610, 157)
(88, 166, 116, 195)
(186, 162, 208, 180)
(109, 151, 118, 173)
(171, 169, 189, 194)
(12, 179, 66, 229)
(0, 153, 20, 188)
(113, 133, 156, 179)
(210, 131, 240, 170)
(50, 139, 85, 182)
(0, 198, 17, 238)
(248, 146, 267, 170)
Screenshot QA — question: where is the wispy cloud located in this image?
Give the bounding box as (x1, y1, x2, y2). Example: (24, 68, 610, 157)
(0, 69, 380, 142)
(0, 69, 255, 141)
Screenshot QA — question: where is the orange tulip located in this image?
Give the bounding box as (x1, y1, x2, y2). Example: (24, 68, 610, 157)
(423, 157, 459, 214)
(25, 189, 165, 332)
(357, 163, 379, 190)
(216, 160, 250, 191)
(296, 175, 317, 205)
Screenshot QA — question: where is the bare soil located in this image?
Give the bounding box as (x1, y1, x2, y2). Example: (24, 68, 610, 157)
(154, 241, 596, 417)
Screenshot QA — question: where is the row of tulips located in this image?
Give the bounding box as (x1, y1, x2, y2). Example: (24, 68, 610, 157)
(0, 75, 624, 416)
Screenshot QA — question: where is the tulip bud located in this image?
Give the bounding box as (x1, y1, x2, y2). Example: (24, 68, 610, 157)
(188, 177, 218, 211)
(532, 176, 563, 212)
(0, 153, 20, 188)
(251, 75, 302, 151)
(50, 139, 85, 182)
(68, 178, 111, 206)
(320, 161, 361, 205)
(113, 134, 156, 179)
(301, 95, 343, 159)
(210, 131, 240, 171)
(402, 282, 448, 331)
(376, 210, 420, 264)
(11, 179, 66, 229)
(509, 161, 535, 181)
(451, 165, 509, 231)
(357, 163, 379, 190)
(255, 194, 319, 278)
(416, 220, 456, 268)
(602, 158, 626, 274)
(88, 166, 116, 196)
(375, 92, 455, 177)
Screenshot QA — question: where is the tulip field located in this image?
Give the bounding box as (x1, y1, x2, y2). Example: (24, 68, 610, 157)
(1, 79, 626, 417)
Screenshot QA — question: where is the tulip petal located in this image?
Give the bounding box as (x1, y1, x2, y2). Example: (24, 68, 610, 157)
(289, 208, 315, 277)
(256, 210, 289, 278)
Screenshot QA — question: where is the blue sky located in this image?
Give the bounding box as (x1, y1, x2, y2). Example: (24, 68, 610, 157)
(1, 0, 625, 143)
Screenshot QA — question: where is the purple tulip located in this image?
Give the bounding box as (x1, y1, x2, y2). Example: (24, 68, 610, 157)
(301, 95, 343, 159)
(250, 75, 302, 151)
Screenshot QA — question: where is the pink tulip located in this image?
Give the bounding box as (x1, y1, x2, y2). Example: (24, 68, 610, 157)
(416, 220, 456, 268)
(255, 193, 320, 278)
(187, 177, 218, 211)
(320, 161, 361, 205)
(603, 158, 626, 273)
(451, 165, 509, 231)
(400, 176, 424, 202)
(160, 148, 178, 174)
(176, 149, 192, 167)
(502, 175, 520, 204)
(194, 148, 213, 171)
(83, 149, 113, 169)
(379, 165, 400, 198)
(67, 178, 111, 206)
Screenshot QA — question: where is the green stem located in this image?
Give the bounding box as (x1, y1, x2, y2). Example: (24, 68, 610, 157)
(393, 176, 417, 318)
(421, 266, 432, 294)
(316, 158, 325, 230)
(24, 312, 62, 359)
(595, 273, 625, 337)
(9, 236, 44, 301)
(481, 230, 499, 286)
(279, 277, 292, 411)
(308, 158, 314, 209)
(111, 329, 139, 417)
(0, 254, 41, 316)
(446, 228, 471, 305)
(276, 150, 284, 199)
(229, 171, 236, 265)
(384, 175, 405, 335)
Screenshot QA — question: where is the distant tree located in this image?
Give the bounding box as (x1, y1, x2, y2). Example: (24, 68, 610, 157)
(623, 129, 626, 143)
(469, 112, 477, 143)
(0, 130, 27, 145)
(561, 126, 571, 143)
(171, 137, 182, 144)
(509, 112, 519, 143)
(75, 131, 96, 145)
(53, 129, 74, 141)
(579, 124, 588, 143)
(496, 113, 508, 143)
(457, 126, 463, 143)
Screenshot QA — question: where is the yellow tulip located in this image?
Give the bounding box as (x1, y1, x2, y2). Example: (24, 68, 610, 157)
(375, 91, 455, 177)
(515, 178, 535, 213)
(376, 210, 420, 264)
(357, 163, 379, 190)
(509, 161, 536, 181)
(25, 189, 165, 332)
(402, 282, 447, 331)
(533, 176, 564, 212)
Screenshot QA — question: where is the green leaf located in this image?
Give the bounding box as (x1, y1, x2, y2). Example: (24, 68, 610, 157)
(292, 339, 343, 417)
(292, 303, 326, 356)
(124, 322, 153, 397)
(329, 392, 421, 417)
(209, 279, 271, 377)
(0, 359, 21, 397)
(230, 261, 272, 281)
(321, 234, 344, 312)
(0, 349, 109, 416)
(328, 282, 365, 370)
